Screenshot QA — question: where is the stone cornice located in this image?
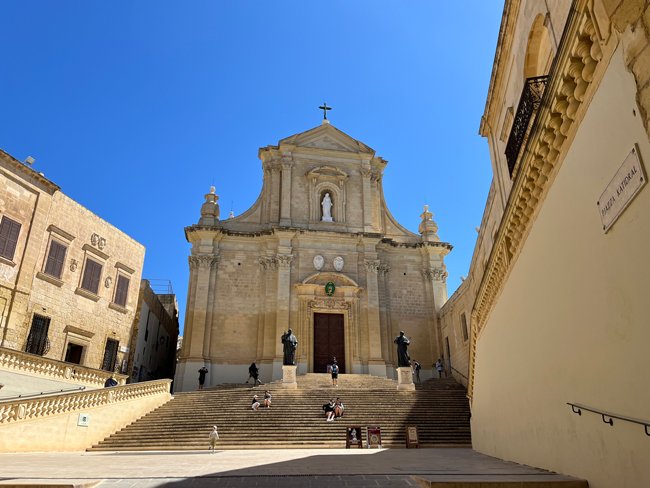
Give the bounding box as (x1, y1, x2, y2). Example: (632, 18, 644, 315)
(480, 0, 521, 136)
(0, 149, 60, 194)
(469, 0, 610, 401)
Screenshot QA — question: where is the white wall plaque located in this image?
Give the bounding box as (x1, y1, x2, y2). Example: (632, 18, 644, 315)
(77, 413, 90, 427)
(597, 145, 646, 233)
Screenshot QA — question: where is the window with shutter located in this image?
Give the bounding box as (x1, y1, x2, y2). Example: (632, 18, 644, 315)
(81, 258, 102, 294)
(114, 275, 130, 307)
(44, 241, 67, 278)
(0, 216, 22, 260)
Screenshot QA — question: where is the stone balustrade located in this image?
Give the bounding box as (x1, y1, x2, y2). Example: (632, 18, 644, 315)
(0, 379, 171, 425)
(0, 346, 128, 388)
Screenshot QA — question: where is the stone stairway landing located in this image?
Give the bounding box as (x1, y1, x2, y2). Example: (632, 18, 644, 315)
(90, 375, 471, 451)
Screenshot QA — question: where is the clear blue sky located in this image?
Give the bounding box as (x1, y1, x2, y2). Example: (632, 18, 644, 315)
(1, 2, 503, 334)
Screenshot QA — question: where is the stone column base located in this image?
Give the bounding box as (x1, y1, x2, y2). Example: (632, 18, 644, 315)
(282, 365, 298, 389)
(396, 367, 415, 391)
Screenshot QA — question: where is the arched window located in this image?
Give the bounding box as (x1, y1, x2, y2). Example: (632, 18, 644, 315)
(524, 14, 554, 79)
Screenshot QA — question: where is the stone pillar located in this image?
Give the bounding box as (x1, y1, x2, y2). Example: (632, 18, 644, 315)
(202, 255, 219, 359)
(396, 366, 416, 391)
(360, 163, 374, 232)
(363, 257, 387, 377)
(279, 159, 293, 226)
(272, 246, 293, 380)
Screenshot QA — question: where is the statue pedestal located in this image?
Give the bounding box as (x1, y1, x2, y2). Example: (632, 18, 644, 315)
(396, 367, 415, 391)
(282, 365, 298, 389)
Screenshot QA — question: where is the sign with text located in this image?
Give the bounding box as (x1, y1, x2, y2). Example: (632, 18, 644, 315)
(77, 413, 90, 427)
(366, 426, 382, 448)
(406, 425, 419, 448)
(597, 145, 646, 233)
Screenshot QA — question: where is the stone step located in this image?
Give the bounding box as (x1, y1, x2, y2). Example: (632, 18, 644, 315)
(91, 375, 471, 450)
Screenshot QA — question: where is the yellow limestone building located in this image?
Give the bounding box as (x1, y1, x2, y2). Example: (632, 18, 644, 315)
(175, 120, 451, 390)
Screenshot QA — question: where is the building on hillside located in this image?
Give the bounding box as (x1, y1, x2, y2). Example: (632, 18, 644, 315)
(442, 0, 650, 486)
(0, 149, 145, 375)
(128, 279, 179, 383)
(175, 120, 452, 390)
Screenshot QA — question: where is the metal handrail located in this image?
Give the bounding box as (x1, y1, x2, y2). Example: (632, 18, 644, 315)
(567, 402, 650, 437)
(0, 386, 86, 402)
(451, 366, 468, 382)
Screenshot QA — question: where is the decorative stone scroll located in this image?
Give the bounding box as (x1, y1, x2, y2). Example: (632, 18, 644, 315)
(308, 298, 350, 310)
(378, 264, 391, 276)
(364, 259, 381, 273)
(276, 254, 293, 269)
(259, 256, 278, 271)
(0, 379, 171, 425)
(188, 255, 219, 270)
(421, 267, 448, 282)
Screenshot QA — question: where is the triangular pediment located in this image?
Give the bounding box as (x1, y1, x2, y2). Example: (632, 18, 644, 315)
(279, 123, 375, 155)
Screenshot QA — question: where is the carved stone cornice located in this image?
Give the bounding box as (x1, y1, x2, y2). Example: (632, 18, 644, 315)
(188, 255, 219, 270)
(276, 254, 293, 269)
(421, 266, 448, 283)
(308, 298, 350, 310)
(469, 2, 607, 401)
(364, 259, 381, 273)
(259, 256, 278, 271)
(378, 264, 391, 276)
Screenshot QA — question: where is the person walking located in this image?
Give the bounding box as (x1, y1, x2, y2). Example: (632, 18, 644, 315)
(246, 362, 263, 386)
(198, 366, 209, 390)
(413, 361, 421, 383)
(208, 425, 219, 453)
(331, 360, 339, 386)
(435, 358, 445, 378)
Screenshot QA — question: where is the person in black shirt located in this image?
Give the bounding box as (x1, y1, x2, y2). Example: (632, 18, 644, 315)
(198, 366, 208, 390)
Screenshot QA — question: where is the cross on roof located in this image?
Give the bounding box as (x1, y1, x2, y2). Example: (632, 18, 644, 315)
(318, 102, 332, 120)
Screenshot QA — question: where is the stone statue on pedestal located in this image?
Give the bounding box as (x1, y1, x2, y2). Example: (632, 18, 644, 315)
(394, 330, 411, 367)
(321, 193, 333, 222)
(281, 329, 298, 365)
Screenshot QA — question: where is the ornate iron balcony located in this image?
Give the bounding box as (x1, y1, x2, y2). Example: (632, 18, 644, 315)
(505, 75, 548, 177)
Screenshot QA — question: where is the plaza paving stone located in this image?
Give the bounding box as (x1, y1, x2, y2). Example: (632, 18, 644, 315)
(0, 448, 585, 487)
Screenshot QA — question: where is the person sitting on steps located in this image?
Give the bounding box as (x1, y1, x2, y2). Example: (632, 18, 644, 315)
(251, 395, 260, 411)
(334, 397, 345, 418)
(263, 390, 272, 409)
(323, 399, 336, 421)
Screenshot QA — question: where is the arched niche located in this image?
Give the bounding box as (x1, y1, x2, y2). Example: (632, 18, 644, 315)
(307, 166, 348, 223)
(524, 14, 554, 79)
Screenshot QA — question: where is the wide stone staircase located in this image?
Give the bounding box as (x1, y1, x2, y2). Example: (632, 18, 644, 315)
(90, 374, 471, 450)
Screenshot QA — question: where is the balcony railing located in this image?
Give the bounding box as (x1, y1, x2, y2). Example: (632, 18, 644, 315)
(505, 75, 548, 176)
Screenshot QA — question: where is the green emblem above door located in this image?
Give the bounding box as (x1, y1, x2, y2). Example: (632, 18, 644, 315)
(325, 281, 336, 296)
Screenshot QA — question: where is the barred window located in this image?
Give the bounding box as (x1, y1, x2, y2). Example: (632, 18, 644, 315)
(44, 241, 67, 279)
(0, 216, 21, 260)
(114, 275, 130, 307)
(81, 258, 102, 294)
(102, 338, 119, 372)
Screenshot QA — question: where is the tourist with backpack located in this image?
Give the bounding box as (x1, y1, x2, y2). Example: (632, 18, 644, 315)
(331, 360, 339, 386)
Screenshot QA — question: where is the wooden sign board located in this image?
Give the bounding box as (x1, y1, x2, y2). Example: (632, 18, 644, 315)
(406, 425, 419, 448)
(366, 426, 382, 448)
(346, 426, 362, 448)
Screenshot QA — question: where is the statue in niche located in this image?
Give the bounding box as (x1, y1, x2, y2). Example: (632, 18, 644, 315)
(281, 329, 298, 365)
(321, 193, 334, 222)
(394, 330, 411, 367)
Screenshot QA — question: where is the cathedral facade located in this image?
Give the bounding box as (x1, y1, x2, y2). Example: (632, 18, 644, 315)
(175, 121, 451, 390)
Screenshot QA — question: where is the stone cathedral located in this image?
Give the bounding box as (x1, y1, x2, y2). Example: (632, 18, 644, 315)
(175, 119, 452, 391)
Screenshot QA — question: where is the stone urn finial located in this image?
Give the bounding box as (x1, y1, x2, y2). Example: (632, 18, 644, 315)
(419, 204, 439, 242)
(199, 186, 220, 226)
